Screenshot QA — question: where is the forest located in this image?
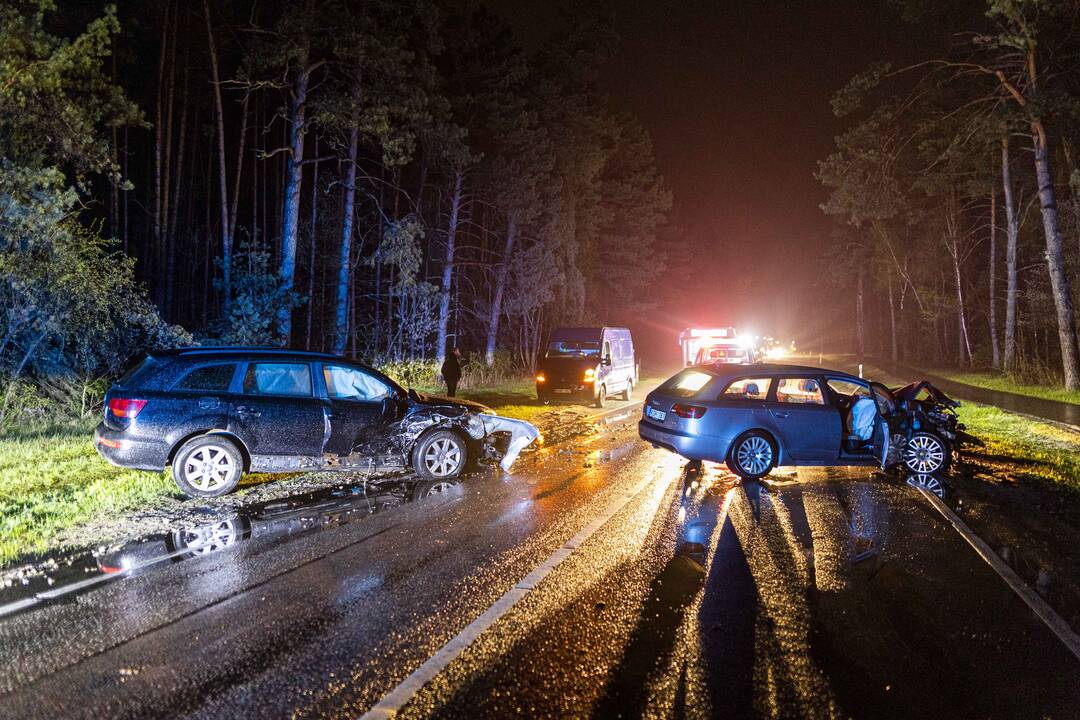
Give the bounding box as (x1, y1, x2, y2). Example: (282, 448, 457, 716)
(0, 0, 672, 421)
(819, 0, 1080, 388)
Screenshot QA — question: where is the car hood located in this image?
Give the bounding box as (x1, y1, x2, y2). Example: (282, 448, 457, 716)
(407, 391, 494, 415)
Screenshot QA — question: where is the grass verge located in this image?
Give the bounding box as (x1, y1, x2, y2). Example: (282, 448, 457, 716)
(928, 370, 1080, 406)
(957, 404, 1080, 491)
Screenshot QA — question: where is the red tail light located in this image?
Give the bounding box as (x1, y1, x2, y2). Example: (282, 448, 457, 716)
(671, 403, 707, 419)
(108, 397, 147, 419)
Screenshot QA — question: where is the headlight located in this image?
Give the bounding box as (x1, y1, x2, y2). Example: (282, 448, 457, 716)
(584, 368, 596, 382)
(536, 373, 546, 383)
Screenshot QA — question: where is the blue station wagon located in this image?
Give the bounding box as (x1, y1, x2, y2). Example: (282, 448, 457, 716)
(639, 364, 963, 479)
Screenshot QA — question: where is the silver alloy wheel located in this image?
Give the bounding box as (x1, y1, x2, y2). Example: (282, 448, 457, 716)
(182, 444, 237, 493)
(736, 435, 773, 475)
(903, 434, 946, 474)
(423, 437, 463, 478)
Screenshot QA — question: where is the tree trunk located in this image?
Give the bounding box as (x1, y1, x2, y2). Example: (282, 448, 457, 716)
(1002, 135, 1020, 372)
(1031, 118, 1080, 389)
(486, 214, 517, 367)
(165, 51, 189, 321)
(888, 274, 897, 362)
(306, 136, 319, 350)
(333, 124, 359, 355)
(436, 169, 464, 364)
(278, 50, 313, 344)
(989, 185, 1000, 369)
(855, 270, 865, 358)
(229, 90, 250, 244)
(204, 0, 234, 314)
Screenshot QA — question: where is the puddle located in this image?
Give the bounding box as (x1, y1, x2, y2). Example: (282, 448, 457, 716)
(0, 476, 463, 617)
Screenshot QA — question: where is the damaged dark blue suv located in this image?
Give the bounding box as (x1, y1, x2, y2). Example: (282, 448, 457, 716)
(95, 347, 514, 497)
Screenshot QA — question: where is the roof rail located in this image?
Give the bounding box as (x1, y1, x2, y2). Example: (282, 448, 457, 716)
(169, 346, 342, 358)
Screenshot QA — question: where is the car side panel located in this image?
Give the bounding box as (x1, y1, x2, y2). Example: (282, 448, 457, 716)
(762, 402, 843, 462)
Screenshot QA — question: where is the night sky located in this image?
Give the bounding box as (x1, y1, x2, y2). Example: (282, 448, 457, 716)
(489, 0, 941, 351)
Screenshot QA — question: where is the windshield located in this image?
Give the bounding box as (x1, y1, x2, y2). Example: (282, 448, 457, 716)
(546, 340, 601, 358)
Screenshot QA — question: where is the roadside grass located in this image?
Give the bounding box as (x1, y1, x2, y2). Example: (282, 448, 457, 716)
(928, 370, 1080, 406)
(0, 374, 662, 568)
(0, 420, 176, 565)
(957, 403, 1080, 492)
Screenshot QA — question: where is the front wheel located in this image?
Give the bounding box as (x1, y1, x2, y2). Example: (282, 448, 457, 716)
(595, 384, 607, 409)
(726, 431, 777, 480)
(172, 435, 244, 498)
(902, 432, 950, 475)
(414, 429, 469, 480)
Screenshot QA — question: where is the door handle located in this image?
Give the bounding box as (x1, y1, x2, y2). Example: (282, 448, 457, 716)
(236, 406, 261, 418)
(199, 397, 220, 410)
(773, 411, 790, 418)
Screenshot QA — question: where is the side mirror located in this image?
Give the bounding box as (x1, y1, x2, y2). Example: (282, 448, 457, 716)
(602, 355, 612, 366)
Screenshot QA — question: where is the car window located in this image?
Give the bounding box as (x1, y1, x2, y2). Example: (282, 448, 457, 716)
(872, 386, 895, 415)
(243, 363, 313, 397)
(323, 365, 390, 401)
(827, 378, 870, 399)
(547, 340, 600, 358)
(175, 364, 236, 391)
(660, 369, 714, 398)
(722, 377, 770, 401)
(776, 377, 825, 405)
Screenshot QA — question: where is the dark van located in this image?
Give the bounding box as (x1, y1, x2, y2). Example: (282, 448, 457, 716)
(535, 327, 638, 408)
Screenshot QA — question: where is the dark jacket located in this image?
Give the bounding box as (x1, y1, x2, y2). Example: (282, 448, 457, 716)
(441, 354, 462, 382)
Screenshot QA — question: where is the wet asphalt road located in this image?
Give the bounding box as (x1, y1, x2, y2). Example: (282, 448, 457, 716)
(2, 409, 1079, 719)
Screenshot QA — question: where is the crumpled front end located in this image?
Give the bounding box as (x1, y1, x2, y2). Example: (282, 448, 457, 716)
(394, 402, 540, 472)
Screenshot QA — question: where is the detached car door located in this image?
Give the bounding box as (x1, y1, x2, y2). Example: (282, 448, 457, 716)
(320, 363, 395, 457)
(232, 361, 327, 464)
(764, 376, 842, 463)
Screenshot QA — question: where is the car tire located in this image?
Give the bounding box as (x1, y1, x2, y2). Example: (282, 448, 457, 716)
(595, 384, 607, 409)
(171, 435, 244, 498)
(902, 431, 950, 475)
(726, 431, 777, 480)
(620, 380, 633, 401)
(413, 429, 469, 480)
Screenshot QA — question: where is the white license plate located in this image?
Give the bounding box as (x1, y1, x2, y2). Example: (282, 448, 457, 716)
(553, 388, 572, 394)
(646, 406, 666, 422)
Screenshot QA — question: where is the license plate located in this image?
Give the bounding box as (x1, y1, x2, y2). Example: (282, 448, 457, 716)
(553, 388, 572, 394)
(646, 406, 666, 422)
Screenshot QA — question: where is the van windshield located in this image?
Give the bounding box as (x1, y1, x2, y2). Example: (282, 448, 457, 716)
(547, 341, 600, 358)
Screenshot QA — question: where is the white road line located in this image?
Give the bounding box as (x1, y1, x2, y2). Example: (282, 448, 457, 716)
(916, 486, 1080, 661)
(360, 462, 672, 720)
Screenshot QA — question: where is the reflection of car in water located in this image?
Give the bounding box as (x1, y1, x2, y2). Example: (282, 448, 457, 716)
(535, 327, 638, 408)
(95, 348, 538, 497)
(639, 364, 964, 480)
(99, 478, 459, 572)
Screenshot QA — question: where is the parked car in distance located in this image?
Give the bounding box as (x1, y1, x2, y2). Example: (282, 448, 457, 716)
(535, 327, 638, 408)
(639, 364, 964, 479)
(95, 347, 524, 497)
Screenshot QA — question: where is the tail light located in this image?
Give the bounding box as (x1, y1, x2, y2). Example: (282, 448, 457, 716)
(671, 403, 707, 419)
(108, 397, 147, 419)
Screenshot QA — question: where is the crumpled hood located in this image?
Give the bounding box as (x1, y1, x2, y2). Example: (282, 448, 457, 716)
(408, 391, 494, 415)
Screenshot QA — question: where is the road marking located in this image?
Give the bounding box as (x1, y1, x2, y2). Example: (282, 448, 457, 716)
(360, 460, 672, 720)
(915, 486, 1080, 661)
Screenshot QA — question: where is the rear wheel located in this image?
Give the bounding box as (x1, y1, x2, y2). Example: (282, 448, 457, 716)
(172, 436, 244, 498)
(413, 430, 469, 480)
(594, 384, 607, 409)
(902, 432, 949, 475)
(726, 431, 777, 480)
(620, 379, 634, 401)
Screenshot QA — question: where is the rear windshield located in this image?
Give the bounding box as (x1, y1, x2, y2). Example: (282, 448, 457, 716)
(659, 369, 715, 398)
(546, 341, 600, 358)
(116, 356, 155, 387)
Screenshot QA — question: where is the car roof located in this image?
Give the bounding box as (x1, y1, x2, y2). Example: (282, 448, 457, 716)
(696, 363, 864, 383)
(155, 346, 348, 362)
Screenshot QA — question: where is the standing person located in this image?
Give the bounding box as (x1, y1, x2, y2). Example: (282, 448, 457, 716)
(441, 346, 462, 397)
